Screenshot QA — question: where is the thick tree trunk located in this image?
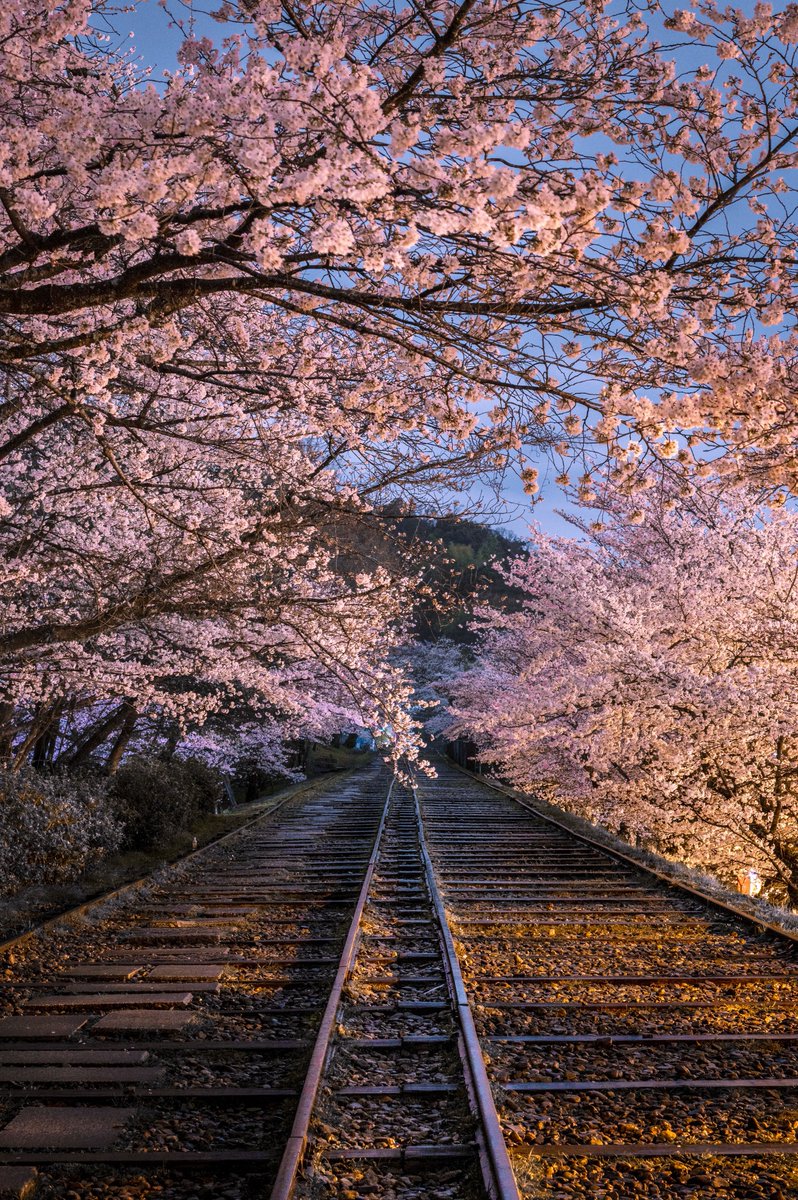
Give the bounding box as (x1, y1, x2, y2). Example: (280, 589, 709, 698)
(105, 707, 137, 775)
(14, 702, 61, 770)
(770, 836, 798, 908)
(63, 703, 131, 768)
(31, 701, 63, 769)
(0, 701, 15, 765)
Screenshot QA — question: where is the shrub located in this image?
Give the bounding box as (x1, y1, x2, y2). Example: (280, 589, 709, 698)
(109, 755, 224, 852)
(0, 769, 123, 896)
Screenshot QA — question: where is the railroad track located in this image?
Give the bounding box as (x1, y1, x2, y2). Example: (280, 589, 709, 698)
(2, 759, 798, 1200)
(282, 774, 517, 1200)
(0, 767, 390, 1200)
(0, 767, 517, 1200)
(418, 761, 798, 1200)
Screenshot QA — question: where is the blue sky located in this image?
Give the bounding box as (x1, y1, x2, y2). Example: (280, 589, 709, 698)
(119, 1, 583, 541)
(115, 1, 220, 68)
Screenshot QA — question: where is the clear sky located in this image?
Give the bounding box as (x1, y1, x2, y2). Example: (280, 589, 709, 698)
(113, 1, 214, 65)
(119, 1, 577, 542)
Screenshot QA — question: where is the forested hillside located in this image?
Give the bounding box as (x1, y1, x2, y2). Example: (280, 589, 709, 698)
(396, 517, 529, 644)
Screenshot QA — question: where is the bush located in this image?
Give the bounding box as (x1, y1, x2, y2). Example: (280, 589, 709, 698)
(0, 769, 123, 896)
(109, 755, 224, 852)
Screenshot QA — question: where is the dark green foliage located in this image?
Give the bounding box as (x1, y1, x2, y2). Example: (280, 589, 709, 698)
(0, 768, 122, 895)
(109, 755, 224, 851)
(396, 516, 528, 643)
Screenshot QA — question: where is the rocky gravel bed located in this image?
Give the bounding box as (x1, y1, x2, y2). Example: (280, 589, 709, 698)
(206, 1010, 317, 1038)
(453, 897, 701, 914)
(347, 981, 448, 1006)
(359, 918, 435, 940)
(513, 1153, 798, 1199)
(452, 905, 697, 920)
(311, 1161, 482, 1200)
(120, 1099, 291, 1152)
(231, 963, 334, 980)
(161, 1049, 302, 1089)
(488, 1040, 798, 1084)
(352, 965, 445, 984)
(329, 1045, 459, 1087)
(340, 1008, 453, 1039)
(205, 981, 329, 1006)
(96, 905, 349, 931)
(501, 1086, 798, 1146)
(455, 934, 795, 977)
(253, 943, 342, 961)
(360, 937, 440, 957)
(470, 980, 798, 1005)
(476, 1004, 798, 1038)
(321, 1093, 473, 1148)
(240, 919, 346, 940)
(36, 1168, 261, 1200)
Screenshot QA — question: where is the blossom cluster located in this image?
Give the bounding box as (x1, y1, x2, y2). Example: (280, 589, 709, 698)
(8, 0, 798, 778)
(444, 491, 798, 904)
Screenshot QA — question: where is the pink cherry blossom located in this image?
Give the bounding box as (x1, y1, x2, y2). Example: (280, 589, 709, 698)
(444, 490, 798, 904)
(7, 0, 798, 775)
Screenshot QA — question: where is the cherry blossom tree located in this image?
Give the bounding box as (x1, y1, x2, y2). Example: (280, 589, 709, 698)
(10, 0, 798, 774)
(8, 0, 798, 493)
(0, 302, 461, 773)
(445, 492, 798, 904)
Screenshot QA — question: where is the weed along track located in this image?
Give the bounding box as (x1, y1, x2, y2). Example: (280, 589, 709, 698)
(417, 762, 798, 1200)
(2, 762, 798, 1200)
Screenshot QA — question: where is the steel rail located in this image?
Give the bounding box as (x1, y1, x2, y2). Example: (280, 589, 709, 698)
(422, 760, 798, 1176)
(0, 770, 356, 959)
(268, 776, 394, 1200)
(411, 785, 522, 1200)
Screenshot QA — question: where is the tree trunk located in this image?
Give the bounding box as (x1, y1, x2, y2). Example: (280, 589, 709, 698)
(14, 701, 62, 770)
(106, 707, 138, 775)
(31, 705, 62, 768)
(62, 703, 130, 768)
(771, 837, 798, 908)
(0, 701, 15, 765)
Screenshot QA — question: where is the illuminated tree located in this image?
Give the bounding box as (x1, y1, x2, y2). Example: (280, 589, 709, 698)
(448, 493, 798, 902)
(9, 0, 798, 769)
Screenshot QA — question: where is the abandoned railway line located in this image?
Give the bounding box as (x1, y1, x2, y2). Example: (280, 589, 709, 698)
(0, 761, 797, 1200)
